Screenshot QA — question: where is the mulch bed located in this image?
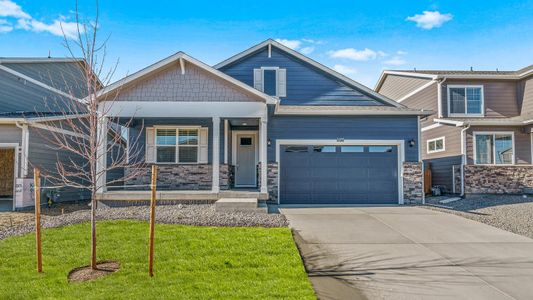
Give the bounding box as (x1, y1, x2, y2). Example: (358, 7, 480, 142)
(68, 260, 120, 283)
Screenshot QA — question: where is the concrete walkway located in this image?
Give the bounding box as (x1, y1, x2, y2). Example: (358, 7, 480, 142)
(281, 206, 533, 300)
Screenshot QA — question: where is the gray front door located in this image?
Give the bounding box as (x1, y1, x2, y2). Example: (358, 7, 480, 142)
(235, 134, 256, 187)
(280, 145, 399, 204)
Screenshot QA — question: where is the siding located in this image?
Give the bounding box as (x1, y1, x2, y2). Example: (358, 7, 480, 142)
(424, 155, 462, 193)
(27, 126, 90, 202)
(466, 126, 532, 165)
(421, 124, 462, 160)
(267, 106, 420, 162)
(401, 83, 438, 127)
(442, 80, 520, 117)
(378, 74, 432, 100)
(0, 125, 22, 144)
(220, 47, 386, 106)
(519, 75, 533, 115)
(114, 61, 263, 102)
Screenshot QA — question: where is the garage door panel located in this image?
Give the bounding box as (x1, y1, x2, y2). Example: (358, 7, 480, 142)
(280, 144, 399, 204)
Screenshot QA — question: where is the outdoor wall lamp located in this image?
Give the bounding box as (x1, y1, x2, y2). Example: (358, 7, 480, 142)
(409, 139, 416, 147)
(267, 139, 272, 146)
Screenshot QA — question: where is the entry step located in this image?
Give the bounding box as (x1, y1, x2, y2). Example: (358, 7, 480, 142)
(215, 198, 267, 214)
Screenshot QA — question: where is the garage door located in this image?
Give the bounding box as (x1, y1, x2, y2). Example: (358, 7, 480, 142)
(280, 145, 399, 204)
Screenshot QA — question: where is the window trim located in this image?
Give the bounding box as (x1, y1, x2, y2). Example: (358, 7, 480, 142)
(473, 131, 515, 165)
(154, 126, 201, 164)
(427, 136, 446, 154)
(261, 67, 279, 97)
(447, 85, 484, 117)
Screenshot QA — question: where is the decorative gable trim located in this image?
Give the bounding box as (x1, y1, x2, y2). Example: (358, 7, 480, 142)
(214, 39, 404, 108)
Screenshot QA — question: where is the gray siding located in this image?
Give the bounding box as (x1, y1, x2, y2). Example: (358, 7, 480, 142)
(401, 83, 438, 127)
(466, 126, 532, 165)
(421, 124, 462, 160)
(27, 127, 90, 202)
(0, 125, 22, 144)
(267, 106, 420, 162)
(220, 47, 387, 106)
(519, 75, 533, 115)
(424, 155, 462, 193)
(378, 74, 432, 100)
(442, 80, 520, 118)
(114, 61, 263, 102)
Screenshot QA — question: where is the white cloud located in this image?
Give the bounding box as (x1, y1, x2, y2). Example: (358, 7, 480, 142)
(302, 38, 323, 44)
(377, 50, 388, 57)
(275, 38, 301, 50)
(383, 56, 407, 66)
(328, 48, 378, 61)
(397, 50, 408, 55)
(406, 11, 453, 29)
(333, 64, 357, 75)
(0, 0, 30, 19)
(0, 18, 12, 32)
(0, 0, 81, 38)
(300, 46, 314, 55)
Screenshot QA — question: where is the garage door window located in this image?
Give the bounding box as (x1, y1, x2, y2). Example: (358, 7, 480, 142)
(285, 146, 308, 153)
(340, 146, 364, 153)
(368, 146, 393, 153)
(313, 146, 336, 153)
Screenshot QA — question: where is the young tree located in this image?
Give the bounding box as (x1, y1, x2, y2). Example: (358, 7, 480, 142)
(33, 1, 145, 270)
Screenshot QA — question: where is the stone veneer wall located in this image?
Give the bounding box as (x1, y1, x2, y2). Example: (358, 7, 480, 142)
(124, 164, 230, 190)
(464, 165, 533, 194)
(258, 162, 279, 203)
(403, 162, 424, 204)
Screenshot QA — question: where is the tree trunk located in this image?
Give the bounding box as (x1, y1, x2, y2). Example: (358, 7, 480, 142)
(91, 190, 97, 269)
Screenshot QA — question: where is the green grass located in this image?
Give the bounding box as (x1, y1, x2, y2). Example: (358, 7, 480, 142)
(0, 221, 315, 299)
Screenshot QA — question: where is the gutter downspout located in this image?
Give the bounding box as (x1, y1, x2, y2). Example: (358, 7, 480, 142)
(15, 121, 29, 178)
(460, 124, 470, 196)
(436, 77, 447, 118)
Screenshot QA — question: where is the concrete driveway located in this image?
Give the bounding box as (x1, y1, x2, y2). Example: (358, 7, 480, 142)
(280, 206, 533, 300)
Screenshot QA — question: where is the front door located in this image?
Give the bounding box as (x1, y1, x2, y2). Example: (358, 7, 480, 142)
(235, 134, 257, 187)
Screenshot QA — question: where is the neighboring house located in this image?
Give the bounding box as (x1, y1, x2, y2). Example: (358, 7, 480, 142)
(96, 39, 430, 205)
(0, 58, 92, 211)
(375, 65, 533, 195)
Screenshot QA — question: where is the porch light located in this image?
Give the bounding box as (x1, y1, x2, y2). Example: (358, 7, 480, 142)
(409, 139, 416, 147)
(267, 139, 272, 146)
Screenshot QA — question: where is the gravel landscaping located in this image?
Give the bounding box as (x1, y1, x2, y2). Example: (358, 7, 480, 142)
(424, 194, 533, 239)
(0, 203, 288, 240)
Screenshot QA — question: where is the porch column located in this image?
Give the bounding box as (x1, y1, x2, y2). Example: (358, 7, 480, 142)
(96, 116, 108, 193)
(259, 117, 268, 194)
(212, 117, 220, 193)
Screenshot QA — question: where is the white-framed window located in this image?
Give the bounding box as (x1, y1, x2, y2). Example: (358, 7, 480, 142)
(473, 132, 515, 165)
(253, 67, 287, 97)
(447, 85, 484, 116)
(155, 128, 199, 164)
(427, 137, 445, 154)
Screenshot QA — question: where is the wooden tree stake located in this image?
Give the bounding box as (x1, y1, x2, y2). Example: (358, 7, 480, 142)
(34, 168, 42, 273)
(149, 165, 157, 277)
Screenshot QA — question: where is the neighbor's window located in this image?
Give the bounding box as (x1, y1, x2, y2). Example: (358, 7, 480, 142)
(448, 86, 483, 116)
(427, 137, 445, 154)
(475, 133, 514, 165)
(156, 128, 199, 163)
(263, 69, 277, 96)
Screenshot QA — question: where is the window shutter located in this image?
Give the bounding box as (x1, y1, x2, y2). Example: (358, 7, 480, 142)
(277, 68, 287, 97)
(198, 127, 208, 163)
(253, 68, 263, 91)
(145, 127, 155, 163)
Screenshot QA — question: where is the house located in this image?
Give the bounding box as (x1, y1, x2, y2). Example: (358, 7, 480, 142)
(95, 39, 430, 206)
(375, 65, 533, 195)
(0, 58, 91, 211)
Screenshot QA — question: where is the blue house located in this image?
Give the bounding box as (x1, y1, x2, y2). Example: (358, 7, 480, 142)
(96, 39, 430, 205)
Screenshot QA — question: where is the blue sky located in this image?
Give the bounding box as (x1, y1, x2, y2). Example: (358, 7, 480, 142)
(0, 0, 532, 86)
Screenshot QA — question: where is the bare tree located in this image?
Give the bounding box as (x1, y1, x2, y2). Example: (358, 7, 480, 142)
(32, 1, 145, 270)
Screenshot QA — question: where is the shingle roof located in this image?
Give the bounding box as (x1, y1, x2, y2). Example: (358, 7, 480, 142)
(394, 64, 533, 76)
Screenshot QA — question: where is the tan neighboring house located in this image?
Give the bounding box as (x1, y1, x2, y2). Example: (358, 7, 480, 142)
(375, 65, 533, 195)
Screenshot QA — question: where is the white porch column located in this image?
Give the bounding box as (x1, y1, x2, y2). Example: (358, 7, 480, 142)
(96, 116, 108, 193)
(212, 117, 220, 193)
(259, 117, 268, 194)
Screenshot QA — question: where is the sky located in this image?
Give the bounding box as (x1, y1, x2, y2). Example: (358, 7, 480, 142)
(0, 0, 532, 87)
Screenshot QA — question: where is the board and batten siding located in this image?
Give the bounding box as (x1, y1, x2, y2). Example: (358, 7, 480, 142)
(441, 80, 520, 118)
(267, 107, 420, 162)
(378, 74, 433, 101)
(219, 47, 385, 106)
(465, 126, 532, 165)
(421, 124, 462, 160)
(113, 61, 263, 103)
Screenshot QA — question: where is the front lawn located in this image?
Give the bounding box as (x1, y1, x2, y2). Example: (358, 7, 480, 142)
(0, 221, 315, 299)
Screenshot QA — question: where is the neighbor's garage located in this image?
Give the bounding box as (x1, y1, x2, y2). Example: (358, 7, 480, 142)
(279, 144, 399, 204)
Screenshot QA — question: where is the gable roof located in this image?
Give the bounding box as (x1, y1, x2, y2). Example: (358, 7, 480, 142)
(375, 64, 533, 91)
(97, 52, 276, 104)
(214, 39, 404, 108)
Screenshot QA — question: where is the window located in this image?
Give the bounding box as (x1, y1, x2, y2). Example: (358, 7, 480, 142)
(284, 146, 308, 153)
(448, 86, 483, 116)
(155, 128, 199, 163)
(240, 137, 253, 146)
(340, 146, 364, 153)
(368, 146, 393, 153)
(474, 132, 514, 165)
(313, 146, 336, 153)
(427, 137, 445, 154)
(263, 69, 277, 96)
